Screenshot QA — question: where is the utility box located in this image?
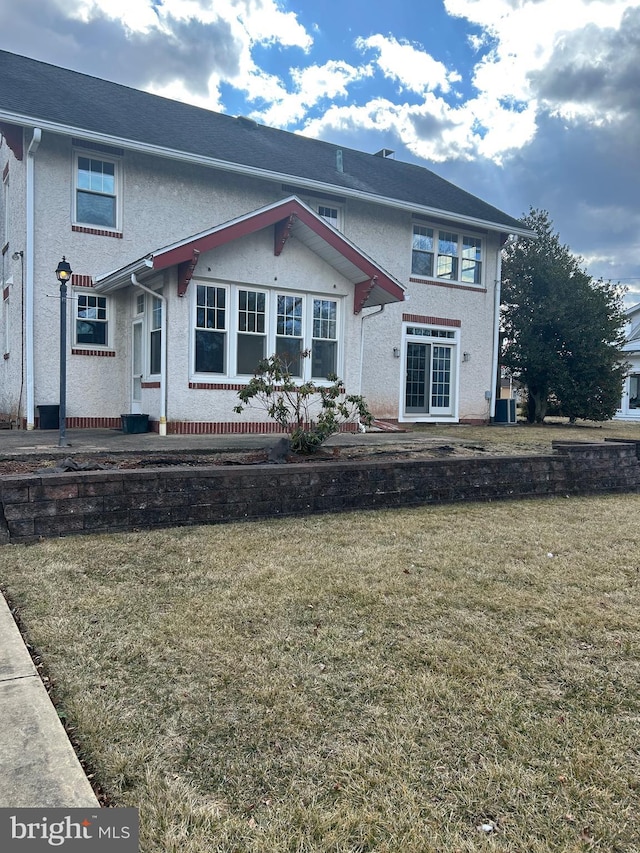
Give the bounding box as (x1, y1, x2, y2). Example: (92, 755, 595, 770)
(494, 399, 517, 424)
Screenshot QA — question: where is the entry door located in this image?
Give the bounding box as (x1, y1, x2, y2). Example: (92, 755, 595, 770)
(131, 320, 143, 413)
(404, 342, 453, 416)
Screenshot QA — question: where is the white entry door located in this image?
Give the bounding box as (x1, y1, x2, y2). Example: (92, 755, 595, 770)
(131, 320, 143, 413)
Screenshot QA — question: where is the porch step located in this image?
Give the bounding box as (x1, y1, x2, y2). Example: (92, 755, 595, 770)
(370, 420, 407, 433)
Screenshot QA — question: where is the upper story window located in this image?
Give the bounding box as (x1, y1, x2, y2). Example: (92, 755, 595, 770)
(75, 291, 108, 347)
(74, 153, 119, 230)
(317, 205, 340, 229)
(412, 224, 483, 285)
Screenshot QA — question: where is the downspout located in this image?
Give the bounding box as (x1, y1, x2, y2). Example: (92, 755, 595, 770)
(131, 274, 167, 436)
(489, 246, 502, 421)
(25, 128, 41, 429)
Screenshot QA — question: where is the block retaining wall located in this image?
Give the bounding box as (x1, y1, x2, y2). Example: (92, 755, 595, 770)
(0, 441, 638, 544)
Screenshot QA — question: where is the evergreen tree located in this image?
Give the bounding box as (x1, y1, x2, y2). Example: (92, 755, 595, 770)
(501, 209, 627, 423)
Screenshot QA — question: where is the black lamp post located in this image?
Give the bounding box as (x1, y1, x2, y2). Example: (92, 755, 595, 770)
(55, 257, 72, 447)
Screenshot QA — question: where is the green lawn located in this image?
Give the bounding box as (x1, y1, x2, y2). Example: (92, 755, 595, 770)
(2, 494, 640, 852)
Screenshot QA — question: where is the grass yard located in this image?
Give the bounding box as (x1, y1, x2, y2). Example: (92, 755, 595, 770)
(2, 494, 640, 852)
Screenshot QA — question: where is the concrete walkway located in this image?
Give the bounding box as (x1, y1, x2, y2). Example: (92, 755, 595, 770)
(0, 595, 99, 807)
(0, 424, 458, 808)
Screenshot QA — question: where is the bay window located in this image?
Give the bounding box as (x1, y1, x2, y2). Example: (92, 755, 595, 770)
(193, 285, 341, 381)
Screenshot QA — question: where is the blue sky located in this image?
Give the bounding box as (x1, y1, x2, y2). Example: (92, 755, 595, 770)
(2, 0, 639, 301)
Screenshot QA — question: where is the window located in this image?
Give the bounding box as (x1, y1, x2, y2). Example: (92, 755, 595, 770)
(461, 235, 482, 284)
(312, 299, 337, 378)
(195, 284, 226, 373)
(76, 292, 108, 346)
(75, 154, 118, 229)
(412, 224, 483, 285)
(150, 296, 162, 375)
(237, 289, 266, 374)
(193, 286, 341, 382)
(317, 205, 339, 228)
(276, 295, 303, 376)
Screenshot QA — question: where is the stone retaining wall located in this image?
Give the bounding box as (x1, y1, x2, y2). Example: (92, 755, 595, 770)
(0, 441, 638, 544)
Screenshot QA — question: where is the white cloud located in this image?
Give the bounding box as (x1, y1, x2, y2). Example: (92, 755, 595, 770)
(254, 59, 372, 126)
(355, 34, 461, 94)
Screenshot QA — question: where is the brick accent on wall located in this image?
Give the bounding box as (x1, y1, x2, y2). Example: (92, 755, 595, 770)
(72, 226, 123, 238)
(0, 441, 637, 544)
(408, 277, 487, 293)
(402, 314, 461, 327)
(71, 349, 116, 357)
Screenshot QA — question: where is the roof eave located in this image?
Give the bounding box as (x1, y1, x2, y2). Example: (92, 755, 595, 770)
(0, 109, 531, 237)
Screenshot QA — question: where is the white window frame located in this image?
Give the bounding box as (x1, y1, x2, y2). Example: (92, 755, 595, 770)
(399, 323, 459, 422)
(190, 283, 342, 383)
(149, 294, 163, 376)
(74, 288, 110, 349)
(316, 203, 342, 230)
(411, 223, 483, 286)
(73, 151, 122, 231)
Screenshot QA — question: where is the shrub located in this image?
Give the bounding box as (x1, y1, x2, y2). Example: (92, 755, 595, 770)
(234, 352, 373, 453)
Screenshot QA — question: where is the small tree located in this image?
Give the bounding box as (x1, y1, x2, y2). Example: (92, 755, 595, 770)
(234, 352, 373, 453)
(501, 209, 627, 423)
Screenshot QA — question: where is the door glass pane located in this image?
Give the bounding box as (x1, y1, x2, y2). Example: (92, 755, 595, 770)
(405, 343, 429, 413)
(431, 346, 451, 409)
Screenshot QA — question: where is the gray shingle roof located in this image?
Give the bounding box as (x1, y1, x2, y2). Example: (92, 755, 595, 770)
(0, 49, 526, 232)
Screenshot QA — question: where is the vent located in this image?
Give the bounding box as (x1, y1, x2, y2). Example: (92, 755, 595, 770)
(374, 148, 395, 159)
(235, 116, 258, 129)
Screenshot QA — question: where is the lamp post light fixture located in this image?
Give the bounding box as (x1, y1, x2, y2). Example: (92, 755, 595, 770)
(55, 256, 72, 447)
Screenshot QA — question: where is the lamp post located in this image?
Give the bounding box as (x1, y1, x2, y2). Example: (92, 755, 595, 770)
(55, 257, 72, 448)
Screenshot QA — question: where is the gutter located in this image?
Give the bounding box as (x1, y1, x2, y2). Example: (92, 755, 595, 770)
(131, 274, 167, 436)
(0, 110, 534, 240)
(25, 127, 41, 429)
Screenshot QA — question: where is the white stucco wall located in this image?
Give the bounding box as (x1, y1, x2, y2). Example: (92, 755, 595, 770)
(19, 130, 506, 427)
(0, 134, 28, 420)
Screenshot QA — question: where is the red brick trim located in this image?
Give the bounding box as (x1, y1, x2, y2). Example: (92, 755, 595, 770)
(141, 381, 161, 389)
(35, 416, 122, 430)
(71, 349, 116, 357)
(71, 274, 94, 288)
(403, 313, 461, 328)
(189, 382, 247, 391)
(163, 420, 359, 435)
(72, 225, 123, 239)
(409, 277, 487, 294)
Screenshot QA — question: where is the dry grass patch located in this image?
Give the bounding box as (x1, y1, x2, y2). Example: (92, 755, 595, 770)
(2, 495, 640, 852)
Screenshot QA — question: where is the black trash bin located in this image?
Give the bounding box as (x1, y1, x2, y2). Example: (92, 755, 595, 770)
(37, 405, 60, 430)
(121, 414, 149, 434)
